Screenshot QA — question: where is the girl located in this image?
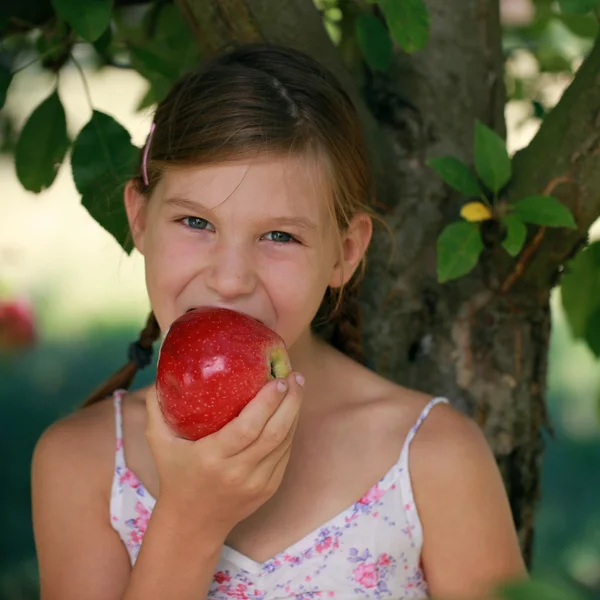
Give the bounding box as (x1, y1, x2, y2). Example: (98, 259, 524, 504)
(31, 44, 526, 600)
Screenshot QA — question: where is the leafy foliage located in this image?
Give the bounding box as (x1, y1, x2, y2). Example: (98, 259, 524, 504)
(14, 90, 69, 193)
(1, 1, 201, 247)
(498, 578, 586, 600)
(355, 13, 393, 71)
(474, 120, 512, 194)
(426, 157, 483, 197)
(512, 195, 577, 228)
(503, 0, 599, 114)
(70, 111, 139, 252)
(429, 120, 577, 285)
(561, 241, 600, 358)
(377, 0, 430, 54)
(437, 221, 484, 283)
(51, 0, 112, 42)
(501, 214, 528, 257)
(0, 64, 11, 108)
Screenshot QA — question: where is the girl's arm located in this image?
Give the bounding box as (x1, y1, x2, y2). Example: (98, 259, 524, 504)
(411, 404, 528, 600)
(33, 372, 303, 600)
(32, 419, 225, 600)
(32, 416, 134, 600)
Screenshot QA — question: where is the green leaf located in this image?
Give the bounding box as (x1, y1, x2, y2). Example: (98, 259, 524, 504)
(51, 0, 112, 42)
(532, 100, 547, 120)
(437, 221, 484, 283)
(121, 3, 200, 79)
(129, 45, 178, 81)
(497, 578, 585, 600)
(122, 4, 201, 108)
(558, 0, 600, 14)
(0, 64, 12, 109)
(561, 241, 600, 339)
(14, 90, 70, 193)
(135, 79, 172, 111)
(474, 121, 512, 193)
(556, 13, 599, 37)
(93, 25, 113, 56)
(355, 14, 394, 71)
(512, 195, 577, 228)
(585, 308, 600, 357)
(71, 111, 139, 251)
(426, 157, 483, 197)
(378, 0, 430, 54)
(501, 214, 528, 257)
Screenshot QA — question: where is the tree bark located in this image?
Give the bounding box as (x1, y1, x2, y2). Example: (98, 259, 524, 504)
(174, 0, 600, 567)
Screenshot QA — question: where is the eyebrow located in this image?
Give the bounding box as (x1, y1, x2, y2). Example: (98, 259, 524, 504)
(164, 196, 214, 214)
(164, 196, 318, 231)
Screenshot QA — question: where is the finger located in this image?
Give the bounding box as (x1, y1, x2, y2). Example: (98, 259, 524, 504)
(245, 412, 298, 493)
(243, 372, 303, 461)
(268, 441, 293, 488)
(213, 377, 289, 456)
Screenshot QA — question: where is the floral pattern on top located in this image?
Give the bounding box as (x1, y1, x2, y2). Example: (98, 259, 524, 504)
(109, 390, 449, 599)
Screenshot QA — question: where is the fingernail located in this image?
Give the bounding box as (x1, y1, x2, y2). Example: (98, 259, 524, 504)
(295, 373, 305, 387)
(277, 380, 288, 393)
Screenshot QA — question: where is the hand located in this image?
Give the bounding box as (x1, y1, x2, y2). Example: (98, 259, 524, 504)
(145, 371, 304, 538)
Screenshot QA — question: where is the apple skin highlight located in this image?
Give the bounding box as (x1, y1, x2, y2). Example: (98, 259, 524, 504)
(156, 306, 292, 440)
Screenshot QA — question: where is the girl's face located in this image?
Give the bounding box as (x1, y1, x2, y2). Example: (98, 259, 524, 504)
(125, 155, 372, 350)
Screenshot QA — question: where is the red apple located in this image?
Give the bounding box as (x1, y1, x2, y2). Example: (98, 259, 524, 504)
(156, 307, 292, 440)
(0, 297, 36, 352)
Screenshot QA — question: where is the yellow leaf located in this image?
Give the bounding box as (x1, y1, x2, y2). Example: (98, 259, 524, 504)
(460, 202, 492, 222)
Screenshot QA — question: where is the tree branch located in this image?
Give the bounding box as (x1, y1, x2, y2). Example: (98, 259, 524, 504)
(507, 35, 600, 291)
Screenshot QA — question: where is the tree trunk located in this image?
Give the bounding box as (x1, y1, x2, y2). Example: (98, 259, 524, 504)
(358, 0, 547, 562)
(176, 0, 600, 568)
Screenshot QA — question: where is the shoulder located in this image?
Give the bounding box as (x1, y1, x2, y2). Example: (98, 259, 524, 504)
(32, 390, 146, 501)
(34, 395, 116, 465)
(335, 354, 504, 502)
(398, 392, 527, 596)
(406, 394, 498, 491)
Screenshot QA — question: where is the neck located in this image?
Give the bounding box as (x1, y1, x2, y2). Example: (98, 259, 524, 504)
(287, 328, 319, 372)
(286, 328, 338, 409)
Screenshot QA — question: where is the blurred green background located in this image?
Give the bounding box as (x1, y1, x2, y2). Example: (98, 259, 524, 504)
(1, 1, 600, 598)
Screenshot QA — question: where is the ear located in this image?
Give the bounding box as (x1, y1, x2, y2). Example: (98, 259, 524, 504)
(329, 213, 373, 288)
(124, 180, 148, 255)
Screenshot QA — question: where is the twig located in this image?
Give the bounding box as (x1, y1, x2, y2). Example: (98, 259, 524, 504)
(70, 53, 94, 111)
(11, 43, 70, 75)
(500, 227, 546, 294)
(499, 175, 574, 294)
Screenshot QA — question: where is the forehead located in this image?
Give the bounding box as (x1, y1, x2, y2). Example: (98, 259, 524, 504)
(154, 155, 333, 225)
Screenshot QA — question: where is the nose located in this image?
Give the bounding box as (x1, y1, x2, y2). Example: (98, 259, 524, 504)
(205, 241, 257, 301)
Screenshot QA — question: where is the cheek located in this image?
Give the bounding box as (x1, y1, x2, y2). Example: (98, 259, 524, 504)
(262, 249, 331, 316)
(142, 226, 202, 319)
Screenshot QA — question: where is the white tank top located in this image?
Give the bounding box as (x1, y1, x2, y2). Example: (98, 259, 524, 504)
(109, 390, 449, 599)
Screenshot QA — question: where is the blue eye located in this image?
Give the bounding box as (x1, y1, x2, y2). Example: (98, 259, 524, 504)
(182, 217, 214, 231)
(264, 231, 294, 243)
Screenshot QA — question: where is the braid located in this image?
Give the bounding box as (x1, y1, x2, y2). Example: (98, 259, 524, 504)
(81, 311, 161, 407)
(328, 282, 366, 365)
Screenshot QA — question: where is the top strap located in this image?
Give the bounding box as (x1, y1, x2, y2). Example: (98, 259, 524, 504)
(113, 390, 126, 470)
(396, 397, 450, 548)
